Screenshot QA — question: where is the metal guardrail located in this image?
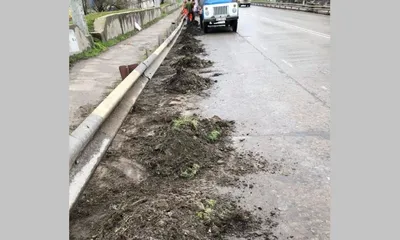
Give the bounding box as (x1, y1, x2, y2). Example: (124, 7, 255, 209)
(69, 16, 185, 211)
(252, 2, 330, 15)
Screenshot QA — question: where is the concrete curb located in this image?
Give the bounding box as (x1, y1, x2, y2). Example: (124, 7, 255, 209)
(69, 16, 185, 169)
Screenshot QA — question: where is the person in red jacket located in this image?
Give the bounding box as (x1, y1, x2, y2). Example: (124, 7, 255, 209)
(182, 0, 188, 20)
(185, 0, 194, 24)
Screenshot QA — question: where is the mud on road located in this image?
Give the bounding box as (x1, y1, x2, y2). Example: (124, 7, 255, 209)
(70, 24, 281, 240)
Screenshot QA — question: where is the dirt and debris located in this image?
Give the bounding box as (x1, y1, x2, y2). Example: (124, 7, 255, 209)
(70, 109, 279, 239)
(166, 67, 212, 94)
(177, 43, 205, 55)
(212, 72, 224, 77)
(70, 24, 281, 240)
(170, 22, 204, 57)
(70, 110, 279, 239)
(171, 56, 213, 69)
(159, 22, 214, 95)
(176, 22, 205, 54)
(133, 114, 235, 178)
(186, 20, 203, 36)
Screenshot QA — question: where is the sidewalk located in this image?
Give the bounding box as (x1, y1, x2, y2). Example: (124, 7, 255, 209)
(69, 9, 182, 131)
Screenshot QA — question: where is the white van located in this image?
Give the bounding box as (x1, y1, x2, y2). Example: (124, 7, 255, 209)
(238, 0, 251, 7)
(202, 0, 239, 33)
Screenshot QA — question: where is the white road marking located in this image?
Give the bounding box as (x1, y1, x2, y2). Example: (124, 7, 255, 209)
(243, 10, 330, 39)
(260, 16, 330, 39)
(281, 59, 293, 68)
(246, 13, 330, 39)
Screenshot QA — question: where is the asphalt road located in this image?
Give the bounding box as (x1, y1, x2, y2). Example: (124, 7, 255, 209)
(196, 6, 330, 239)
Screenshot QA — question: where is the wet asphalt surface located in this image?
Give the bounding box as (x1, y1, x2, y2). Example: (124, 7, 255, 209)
(195, 6, 330, 240)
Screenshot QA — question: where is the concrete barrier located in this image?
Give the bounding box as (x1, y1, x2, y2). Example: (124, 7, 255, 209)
(92, 3, 181, 42)
(69, 3, 181, 55)
(69, 25, 92, 56)
(138, 0, 155, 9)
(93, 8, 162, 42)
(162, 3, 181, 14)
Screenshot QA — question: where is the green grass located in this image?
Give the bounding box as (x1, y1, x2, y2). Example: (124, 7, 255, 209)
(207, 130, 221, 142)
(206, 199, 216, 208)
(69, 14, 168, 67)
(196, 199, 217, 220)
(172, 116, 199, 130)
(180, 163, 201, 179)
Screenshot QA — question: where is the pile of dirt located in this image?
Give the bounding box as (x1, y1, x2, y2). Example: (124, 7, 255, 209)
(71, 175, 264, 240)
(162, 24, 214, 95)
(70, 114, 275, 240)
(186, 20, 203, 36)
(176, 26, 205, 54)
(178, 32, 201, 44)
(171, 56, 213, 69)
(132, 114, 234, 178)
(166, 68, 212, 94)
(177, 43, 205, 55)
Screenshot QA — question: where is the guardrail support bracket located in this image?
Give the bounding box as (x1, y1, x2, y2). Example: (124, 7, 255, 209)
(119, 64, 139, 80)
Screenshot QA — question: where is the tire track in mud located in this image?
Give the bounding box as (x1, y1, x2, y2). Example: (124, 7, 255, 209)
(70, 22, 284, 240)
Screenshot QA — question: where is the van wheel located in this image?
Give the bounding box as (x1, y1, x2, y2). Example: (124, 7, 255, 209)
(231, 20, 238, 32)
